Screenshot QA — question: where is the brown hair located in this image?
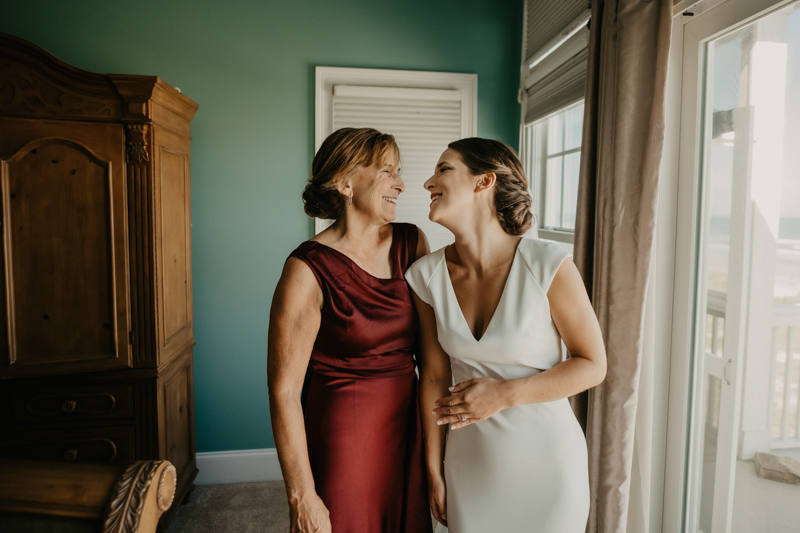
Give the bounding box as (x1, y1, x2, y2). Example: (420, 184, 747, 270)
(447, 138, 533, 235)
(302, 128, 399, 220)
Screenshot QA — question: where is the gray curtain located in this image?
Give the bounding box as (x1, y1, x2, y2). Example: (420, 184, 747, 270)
(572, 0, 673, 531)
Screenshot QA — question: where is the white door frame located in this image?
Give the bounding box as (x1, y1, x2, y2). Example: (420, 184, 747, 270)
(659, 0, 797, 531)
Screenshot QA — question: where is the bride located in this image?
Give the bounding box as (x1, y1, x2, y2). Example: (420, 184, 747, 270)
(406, 138, 606, 532)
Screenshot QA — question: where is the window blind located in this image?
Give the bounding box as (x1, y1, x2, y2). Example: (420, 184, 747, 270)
(523, 0, 591, 125)
(525, 0, 591, 66)
(524, 47, 588, 124)
(331, 85, 464, 251)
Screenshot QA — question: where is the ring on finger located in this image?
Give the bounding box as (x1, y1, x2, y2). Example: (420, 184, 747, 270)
(460, 413, 466, 422)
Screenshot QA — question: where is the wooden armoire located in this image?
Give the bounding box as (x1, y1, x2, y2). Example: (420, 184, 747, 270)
(0, 33, 198, 528)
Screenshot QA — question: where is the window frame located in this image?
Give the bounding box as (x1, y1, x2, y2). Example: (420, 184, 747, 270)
(314, 67, 477, 237)
(522, 99, 584, 245)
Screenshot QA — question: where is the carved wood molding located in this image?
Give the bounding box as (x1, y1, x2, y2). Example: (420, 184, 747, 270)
(1, 33, 122, 120)
(110, 74, 198, 122)
(0, 61, 122, 119)
(103, 460, 174, 533)
(156, 462, 177, 511)
(126, 124, 150, 164)
(125, 129, 156, 366)
(103, 461, 158, 533)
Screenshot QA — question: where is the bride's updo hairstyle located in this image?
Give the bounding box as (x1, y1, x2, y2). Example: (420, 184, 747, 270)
(302, 127, 399, 220)
(447, 138, 533, 236)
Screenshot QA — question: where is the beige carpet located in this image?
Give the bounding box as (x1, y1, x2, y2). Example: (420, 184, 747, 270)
(166, 481, 289, 533)
(166, 481, 439, 532)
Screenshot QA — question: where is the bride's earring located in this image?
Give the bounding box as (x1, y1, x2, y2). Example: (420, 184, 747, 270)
(349, 195, 353, 206)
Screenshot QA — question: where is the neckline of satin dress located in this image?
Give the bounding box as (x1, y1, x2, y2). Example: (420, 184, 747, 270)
(308, 223, 402, 282)
(442, 239, 522, 342)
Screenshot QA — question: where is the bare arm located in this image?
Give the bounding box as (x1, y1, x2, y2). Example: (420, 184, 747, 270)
(503, 256, 606, 405)
(413, 290, 452, 526)
(409, 230, 448, 492)
(434, 258, 606, 428)
(411, 225, 451, 525)
(267, 257, 330, 532)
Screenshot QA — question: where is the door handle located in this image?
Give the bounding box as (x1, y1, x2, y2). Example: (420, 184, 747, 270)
(723, 359, 732, 386)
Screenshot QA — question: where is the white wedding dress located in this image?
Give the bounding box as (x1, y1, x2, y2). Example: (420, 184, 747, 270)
(406, 238, 590, 533)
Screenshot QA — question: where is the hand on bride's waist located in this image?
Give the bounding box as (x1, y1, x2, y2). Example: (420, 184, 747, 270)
(432, 377, 510, 430)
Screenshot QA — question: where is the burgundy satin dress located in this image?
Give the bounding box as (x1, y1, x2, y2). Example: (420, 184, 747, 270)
(289, 223, 432, 533)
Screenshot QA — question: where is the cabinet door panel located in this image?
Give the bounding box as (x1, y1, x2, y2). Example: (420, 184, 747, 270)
(0, 122, 131, 377)
(153, 125, 193, 367)
(5, 141, 114, 360)
(160, 148, 189, 343)
(163, 359, 192, 474)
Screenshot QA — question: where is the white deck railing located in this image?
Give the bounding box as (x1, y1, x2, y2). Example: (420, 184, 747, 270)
(769, 305, 800, 447)
(705, 291, 800, 449)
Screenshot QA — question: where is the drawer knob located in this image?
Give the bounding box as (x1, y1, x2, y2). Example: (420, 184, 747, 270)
(63, 448, 78, 462)
(61, 400, 77, 413)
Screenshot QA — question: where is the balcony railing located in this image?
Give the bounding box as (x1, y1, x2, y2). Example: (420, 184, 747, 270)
(769, 305, 800, 447)
(705, 290, 800, 450)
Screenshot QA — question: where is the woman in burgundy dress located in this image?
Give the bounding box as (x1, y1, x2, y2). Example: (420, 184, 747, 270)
(267, 127, 432, 533)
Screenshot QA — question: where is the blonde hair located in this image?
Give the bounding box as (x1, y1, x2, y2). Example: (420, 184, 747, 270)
(302, 128, 399, 219)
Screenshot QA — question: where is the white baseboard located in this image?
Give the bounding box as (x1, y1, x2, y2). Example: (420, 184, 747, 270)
(195, 448, 284, 485)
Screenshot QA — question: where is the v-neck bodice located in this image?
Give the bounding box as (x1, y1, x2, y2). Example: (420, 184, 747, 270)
(442, 240, 522, 343)
(406, 238, 571, 378)
(406, 237, 589, 533)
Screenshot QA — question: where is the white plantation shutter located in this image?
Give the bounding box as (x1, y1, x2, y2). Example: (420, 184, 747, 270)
(314, 68, 477, 252)
(332, 85, 464, 251)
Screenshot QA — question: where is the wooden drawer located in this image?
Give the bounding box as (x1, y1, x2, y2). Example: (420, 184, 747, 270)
(6, 383, 134, 424)
(0, 426, 134, 468)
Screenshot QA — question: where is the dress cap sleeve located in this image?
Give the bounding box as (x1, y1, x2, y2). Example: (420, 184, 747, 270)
(518, 238, 573, 293)
(287, 241, 323, 287)
(405, 247, 446, 306)
(405, 261, 430, 305)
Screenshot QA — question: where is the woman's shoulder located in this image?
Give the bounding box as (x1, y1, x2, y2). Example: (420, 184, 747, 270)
(287, 240, 337, 275)
(390, 222, 425, 268)
(405, 245, 446, 305)
(517, 237, 573, 292)
(406, 245, 446, 283)
(517, 236, 569, 256)
(391, 221, 418, 233)
(391, 222, 420, 245)
(288, 239, 324, 260)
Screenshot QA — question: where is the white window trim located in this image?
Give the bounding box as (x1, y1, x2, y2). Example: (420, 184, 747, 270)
(314, 67, 478, 234)
(538, 228, 575, 244)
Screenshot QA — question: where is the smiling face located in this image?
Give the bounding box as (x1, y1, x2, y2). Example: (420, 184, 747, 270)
(425, 138, 533, 237)
(347, 151, 405, 224)
(424, 148, 483, 230)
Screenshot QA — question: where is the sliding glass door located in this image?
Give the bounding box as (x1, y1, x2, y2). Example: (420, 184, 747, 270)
(668, 1, 800, 531)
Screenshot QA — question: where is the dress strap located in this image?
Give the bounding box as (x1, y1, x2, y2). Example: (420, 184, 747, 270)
(287, 241, 323, 287)
(391, 223, 419, 274)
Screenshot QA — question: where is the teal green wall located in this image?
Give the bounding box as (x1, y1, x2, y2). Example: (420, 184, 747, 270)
(1, 0, 523, 451)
